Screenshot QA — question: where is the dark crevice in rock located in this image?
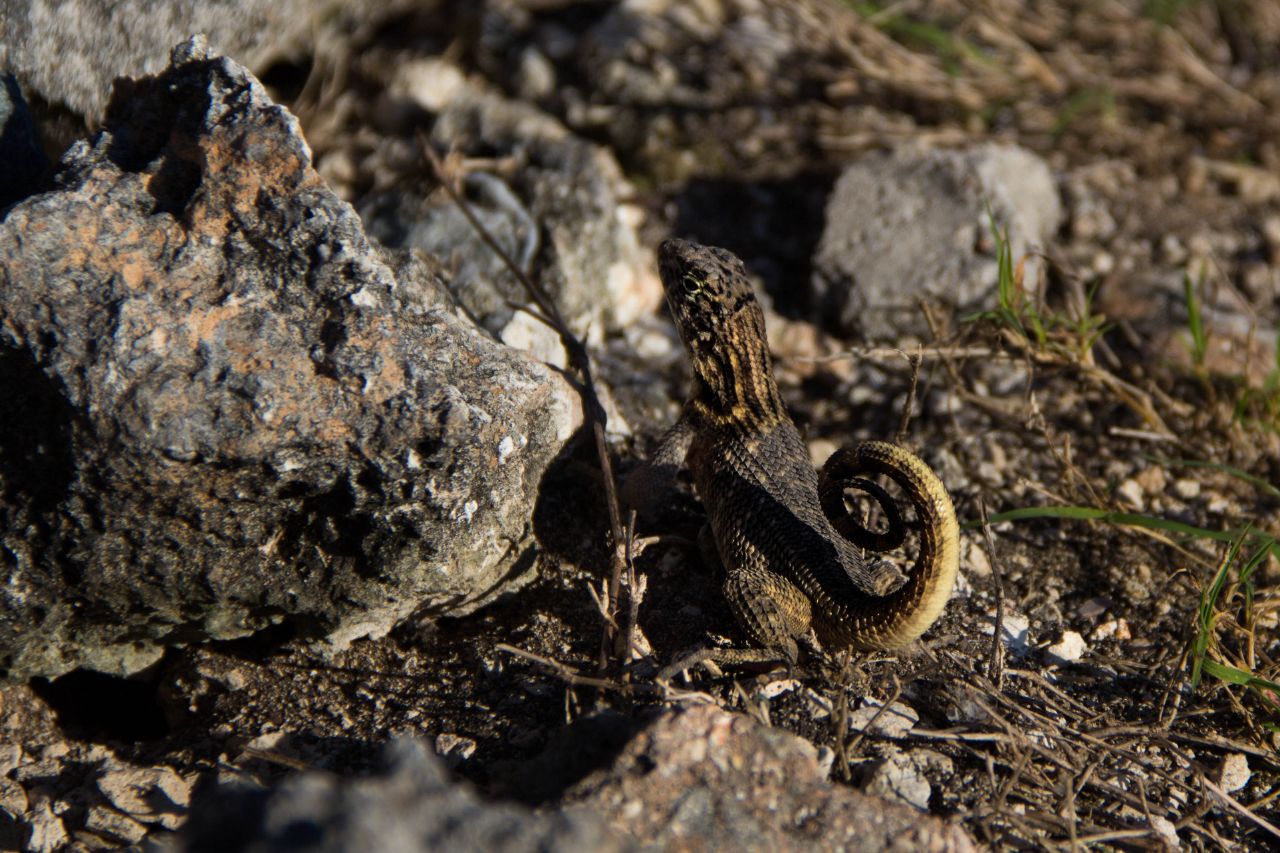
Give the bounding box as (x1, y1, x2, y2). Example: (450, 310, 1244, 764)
(146, 154, 204, 219)
(0, 344, 76, 515)
(31, 667, 170, 743)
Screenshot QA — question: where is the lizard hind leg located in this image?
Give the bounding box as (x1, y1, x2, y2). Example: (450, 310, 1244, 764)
(721, 567, 810, 665)
(656, 566, 809, 681)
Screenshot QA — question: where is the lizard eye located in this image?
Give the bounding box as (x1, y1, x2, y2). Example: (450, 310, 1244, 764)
(681, 275, 704, 296)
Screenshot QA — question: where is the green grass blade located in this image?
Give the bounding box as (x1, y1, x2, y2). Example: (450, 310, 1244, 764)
(1201, 659, 1280, 695)
(978, 505, 1278, 553)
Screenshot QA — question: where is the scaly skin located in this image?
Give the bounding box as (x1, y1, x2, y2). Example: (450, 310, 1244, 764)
(651, 238, 960, 673)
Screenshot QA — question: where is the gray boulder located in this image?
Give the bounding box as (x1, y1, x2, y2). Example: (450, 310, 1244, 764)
(812, 144, 1062, 340)
(177, 738, 630, 853)
(0, 0, 372, 123)
(0, 37, 580, 682)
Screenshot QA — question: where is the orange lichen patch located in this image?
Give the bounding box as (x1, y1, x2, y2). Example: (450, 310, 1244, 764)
(183, 302, 248, 349)
(341, 320, 410, 404)
(120, 258, 147, 290)
(194, 126, 323, 225)
(316, 414, 356, 444)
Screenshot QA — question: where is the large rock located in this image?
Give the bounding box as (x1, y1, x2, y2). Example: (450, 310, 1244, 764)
(812, 144, 1061, 340)
(0, 38, 580, 682)
(177, 738, 630, 853)
(565, 706, 976, 851)
(0, 0, 375, 123)
(177, 709, 974, 852)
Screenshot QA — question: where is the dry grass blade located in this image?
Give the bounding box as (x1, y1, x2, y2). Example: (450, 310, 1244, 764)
(495, 643, 647, 692)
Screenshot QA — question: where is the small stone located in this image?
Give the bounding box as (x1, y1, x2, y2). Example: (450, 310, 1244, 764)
(1150, 814, 1180, 848)
(83, 804, 149, 844)
(501, 309, 569, 369)
(393, 57, 468, 112)
(1160, 234, 1187, 265)
(1264, 215, 1280, 263)
(433, 734, 477, 768)
(628, 323, 678, 361)
(759, 679, 801, 700)
(517, 48, 556, 100)
(1133, 466, 1167, 495)
(1218, 753, 1250, 792)
(1044, 631, 1087, 665)
(1116, 478, 1144, 509)
(96, 765, 192, 829)
(814, 746, 836, 778)
(976, 461, 1002, 484)
(964, 539, 991, 577)
(0, 742, 21, 774)
(865, 748, 952, 812)
(866, 749, 931, 811)
(1172, 478, 1201, 500)
(0, 776, 27, 815)
(848, 699, 919, 739)
(982, 610, 1032, 657)
(24, 798, 68, 853)
(1075, 596, 1112, 620)
(1091, 618, 1131, 641)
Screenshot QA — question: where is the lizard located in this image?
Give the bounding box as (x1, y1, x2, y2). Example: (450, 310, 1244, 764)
(633, 238, 960, 678)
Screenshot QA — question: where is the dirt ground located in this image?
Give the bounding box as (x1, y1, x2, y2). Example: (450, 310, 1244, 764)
(9, 1, 1280, 849)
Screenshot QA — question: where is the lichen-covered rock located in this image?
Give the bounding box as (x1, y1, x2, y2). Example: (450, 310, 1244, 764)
(0, 37, 580, 682)
(812, 144, 1061, 340)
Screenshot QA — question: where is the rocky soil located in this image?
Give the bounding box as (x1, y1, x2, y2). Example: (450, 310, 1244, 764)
(2, 1, 1279, 850)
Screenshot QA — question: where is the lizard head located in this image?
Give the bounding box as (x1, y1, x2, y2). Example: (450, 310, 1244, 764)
(658, 238, 783, 422)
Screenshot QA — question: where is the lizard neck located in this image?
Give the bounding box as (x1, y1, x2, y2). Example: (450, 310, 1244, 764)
(686, 331, 788, 430)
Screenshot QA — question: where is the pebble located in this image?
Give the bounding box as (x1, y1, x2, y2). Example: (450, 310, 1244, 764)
(1133, 466, 1167, 495)
(1091, 618, 1131, 641)
(865, 749, 953, 812)
(806, 438, 839, 469)
(1218, 753, 1250, 792)
(434, 733, 478, 768)
(848, 699, 919, 739)
(0, 776, 27, 816)
(981, 610, 1032, 658)
(83, 805, 148, 845)
(759, 678, 801, 700)
(96, 765, 192, 830)
(1172, 478, 1201, 500)
(1044, 631, 1087, 665)
(964, 539, 991, 577)
(1116, 478, 1144, 509)
(25, 797, 68, 853)
(1150, 814, 1180, 848)
(1075, 595, 1112, 620)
